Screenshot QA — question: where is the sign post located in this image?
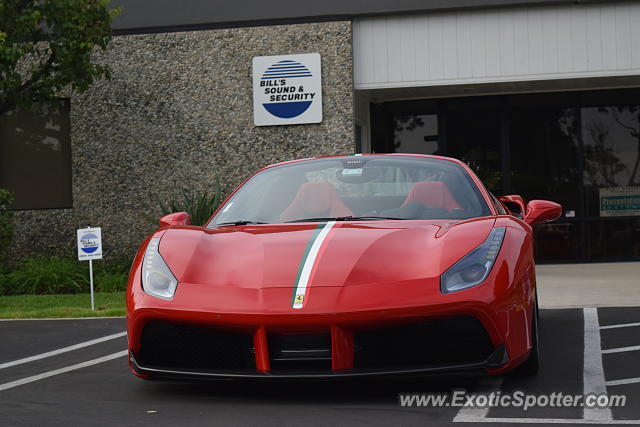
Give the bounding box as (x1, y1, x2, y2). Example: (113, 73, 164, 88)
(77, 226, 102, 310)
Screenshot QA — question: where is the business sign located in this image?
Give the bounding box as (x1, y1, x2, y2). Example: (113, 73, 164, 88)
(252, 53, 322, 126)
(599, 186, 640, 217)
(77, 227, 103, 261)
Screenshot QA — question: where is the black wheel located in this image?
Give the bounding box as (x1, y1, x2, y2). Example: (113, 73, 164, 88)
(515, 296, 540, 376)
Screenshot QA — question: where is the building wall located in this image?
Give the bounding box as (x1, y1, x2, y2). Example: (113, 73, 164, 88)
(10, 21, 354, 260)
(354, 1, 640, 89)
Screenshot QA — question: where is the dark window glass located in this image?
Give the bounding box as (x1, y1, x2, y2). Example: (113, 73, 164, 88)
(445, 106, 502, 193)
(535, 222, 580, 261)
(0, 101, 72, 210)
(510, 107, 580, 216)
(581, 106, 640, 217)
(586, 218, 640, 259)
(509, 105, 583, 261)
(371, 89, 640, 262)
(393, 114, 439, 154)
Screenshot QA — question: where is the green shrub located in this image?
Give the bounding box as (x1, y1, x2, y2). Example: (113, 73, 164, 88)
(0, 272, 13, 295)
(92, 257, 132, 292)
(8, 256, 86, 294)
(0, 189, 14, 269)
(4, 255, 133, 295)
(94, 271, 128, 293)
(94, 256, 132, 276)
(146, 180, 224, 227)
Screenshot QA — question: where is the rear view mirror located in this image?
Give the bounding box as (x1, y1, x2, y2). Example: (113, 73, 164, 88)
(159, 212, 191, 228)
(524, 200, 562, 227)
(498, 195, 526, 219)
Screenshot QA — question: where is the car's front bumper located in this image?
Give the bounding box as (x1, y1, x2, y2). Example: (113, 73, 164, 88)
(129, 344, 509, 380)
(127, 251, 534, 379)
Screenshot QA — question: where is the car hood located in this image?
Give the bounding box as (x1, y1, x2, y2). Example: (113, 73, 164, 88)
(159, 218, 496, 289)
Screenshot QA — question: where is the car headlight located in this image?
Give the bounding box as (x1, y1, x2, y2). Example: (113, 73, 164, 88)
(440, 227, 506, 294)
(141, 237, 178, 300)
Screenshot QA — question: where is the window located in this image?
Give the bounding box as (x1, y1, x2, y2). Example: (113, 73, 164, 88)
(371, 88, 640, 261)
(210, 156, 491, 226)
(394, 114, 439, 154)
(0, 101, 72, 210)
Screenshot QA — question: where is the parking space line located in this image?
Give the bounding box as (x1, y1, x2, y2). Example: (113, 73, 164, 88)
(600, 322, 640, 330)
(452, 376, 504, 422)
(0, 316, 124, 322)
(0, 331, 126, 370)
(601, 345, 640, 354)
(0, 350, 127, 392)
(456, 307, 621, 424)
(582, 307, 612, 422)
(606, 377, 640, 387)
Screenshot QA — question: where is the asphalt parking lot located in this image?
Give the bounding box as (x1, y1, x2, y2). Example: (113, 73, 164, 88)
(1, 308, 639, 426)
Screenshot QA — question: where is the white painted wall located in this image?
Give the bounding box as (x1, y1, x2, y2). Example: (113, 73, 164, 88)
(353, 1, 640, 89)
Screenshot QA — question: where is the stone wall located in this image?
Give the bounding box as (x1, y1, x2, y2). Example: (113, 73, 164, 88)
(10, 21, 354, 260)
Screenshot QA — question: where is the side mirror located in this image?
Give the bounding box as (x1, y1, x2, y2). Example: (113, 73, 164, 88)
(159, 212, 191, 228)
(498, 195, 526, 219)
(524, 200, 562, 227)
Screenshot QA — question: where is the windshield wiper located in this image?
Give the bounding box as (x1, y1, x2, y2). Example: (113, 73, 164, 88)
(285, 216, 404, 223)
(285, 217, 350, 223)
(344, 216, 405, 221)
(217, 220, 267, 226)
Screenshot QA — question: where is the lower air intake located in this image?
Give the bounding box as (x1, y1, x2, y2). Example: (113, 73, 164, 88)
(138, 321, 256, 372)
(354, 316, 494, 370)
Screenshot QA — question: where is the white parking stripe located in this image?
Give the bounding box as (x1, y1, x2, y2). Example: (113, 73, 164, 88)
(582, 307, 612, 422)
(600, 322, 640, 330)
(601, 345, 640, 354)
(453, 376, 504, 422)
(0, 331, 126, 370)
(606, 377, 640, 387)
(0, 316, 124, 322)
(0, 350, 127, 392)
(455, 308, 639, 424)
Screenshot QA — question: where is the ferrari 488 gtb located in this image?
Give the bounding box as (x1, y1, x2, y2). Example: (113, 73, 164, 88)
(127, 154, 561, 380)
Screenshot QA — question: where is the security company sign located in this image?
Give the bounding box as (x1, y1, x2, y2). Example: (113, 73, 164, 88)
(252, 53, 322, 126)
(77, 227, 102, 261)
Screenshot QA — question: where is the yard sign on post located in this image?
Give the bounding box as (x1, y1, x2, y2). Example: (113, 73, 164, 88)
(77, 226, 102, 310)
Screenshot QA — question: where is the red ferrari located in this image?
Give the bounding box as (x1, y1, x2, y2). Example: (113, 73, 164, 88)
(127, 154, 562, 380)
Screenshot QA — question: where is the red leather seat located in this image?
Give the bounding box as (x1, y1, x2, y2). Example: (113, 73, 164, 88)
(401, 181, 462, 211)
(280, 182, 353, 222)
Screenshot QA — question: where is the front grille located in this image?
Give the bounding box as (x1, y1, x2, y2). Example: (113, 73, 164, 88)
(138, 321, 256, 372)
(354, 316, 494, 370)
(268, 333, 332, 373)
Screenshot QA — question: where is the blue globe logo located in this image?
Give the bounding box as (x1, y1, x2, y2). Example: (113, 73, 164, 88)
(80, 233, 99, 254)
(261, 60, 313, 119)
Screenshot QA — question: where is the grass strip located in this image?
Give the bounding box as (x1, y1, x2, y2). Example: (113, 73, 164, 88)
(0, 292, 126, 319)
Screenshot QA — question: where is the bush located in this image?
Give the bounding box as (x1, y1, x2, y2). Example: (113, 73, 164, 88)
(0, 189, 14, 269)
(0, 272, 12, 295)
(3, 255, 134, 295)
(93, 256, 133, 276)
(8, 256, 86, 294)
(94, 271, 128, 293)
(147, 180, 224, 227)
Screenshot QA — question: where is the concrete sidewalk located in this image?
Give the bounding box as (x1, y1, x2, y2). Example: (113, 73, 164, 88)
(537, 262, 640, 308)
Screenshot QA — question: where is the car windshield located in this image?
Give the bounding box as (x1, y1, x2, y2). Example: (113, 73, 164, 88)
(209, 156, 491, 227)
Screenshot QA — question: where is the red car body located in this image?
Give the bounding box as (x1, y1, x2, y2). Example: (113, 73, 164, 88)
(126, 154, 561, 380)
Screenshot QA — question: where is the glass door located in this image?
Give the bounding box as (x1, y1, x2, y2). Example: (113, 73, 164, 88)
(441, 99, 504, 194)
